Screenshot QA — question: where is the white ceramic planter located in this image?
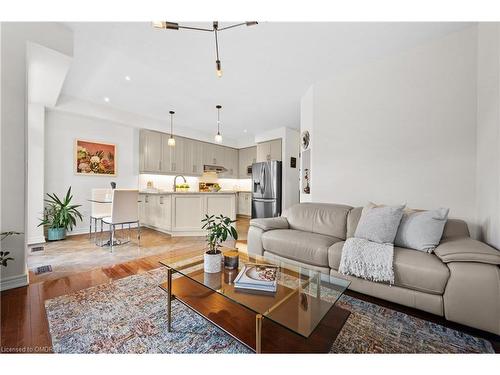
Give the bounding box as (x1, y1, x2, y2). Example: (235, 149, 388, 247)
(204, 250, 222, 273)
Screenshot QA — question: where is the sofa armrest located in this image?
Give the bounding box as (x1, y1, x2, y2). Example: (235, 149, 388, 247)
(435, 237, 500, 265)
(249, 217, 289, 232)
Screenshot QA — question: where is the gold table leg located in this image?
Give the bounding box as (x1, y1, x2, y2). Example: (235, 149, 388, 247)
(166, 267, 172, 332)
(256, 314, 263, 354)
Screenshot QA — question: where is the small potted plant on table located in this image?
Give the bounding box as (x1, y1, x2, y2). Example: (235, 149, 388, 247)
(38, 187, 83, 241)
(201, 214, 238, 273)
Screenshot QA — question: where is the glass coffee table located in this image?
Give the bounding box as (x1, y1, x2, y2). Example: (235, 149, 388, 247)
(159, 251, 350, 353)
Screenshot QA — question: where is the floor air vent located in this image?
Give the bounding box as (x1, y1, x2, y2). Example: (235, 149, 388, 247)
(34, 265, 53, 275)
(31, 246, 45, 252)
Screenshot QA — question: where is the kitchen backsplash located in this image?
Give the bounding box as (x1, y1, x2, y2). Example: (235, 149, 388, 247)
(139, 173, 251, 192)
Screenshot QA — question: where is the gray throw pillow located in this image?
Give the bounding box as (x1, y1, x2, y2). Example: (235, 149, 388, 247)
(394, 208, 449, 253)
(354, 204, 405, 244)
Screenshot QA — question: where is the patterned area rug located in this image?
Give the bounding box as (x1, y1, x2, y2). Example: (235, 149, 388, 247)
(45, 267, 494, 353)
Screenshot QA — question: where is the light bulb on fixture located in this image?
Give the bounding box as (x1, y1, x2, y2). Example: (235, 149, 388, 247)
(215, 105, 223, 143)
(153, 21, 258, 78)
(214, 132, 222, 143)
(168, 110, 176, 147)
(216, 60, 222, 78)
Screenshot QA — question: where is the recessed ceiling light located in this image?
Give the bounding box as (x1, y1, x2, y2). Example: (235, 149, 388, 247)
(243, 129, 247, 133)
(103, 97, 110, 103)
(125, 75, 131, 81)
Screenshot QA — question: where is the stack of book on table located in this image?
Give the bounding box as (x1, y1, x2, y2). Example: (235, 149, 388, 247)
(234, 263, 278, 293)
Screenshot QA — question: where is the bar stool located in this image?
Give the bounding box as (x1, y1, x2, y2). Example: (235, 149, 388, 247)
(100, 189, 140, 252)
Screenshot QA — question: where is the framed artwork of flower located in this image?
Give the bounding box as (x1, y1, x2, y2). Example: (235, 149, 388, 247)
(75, 139, 116, 176)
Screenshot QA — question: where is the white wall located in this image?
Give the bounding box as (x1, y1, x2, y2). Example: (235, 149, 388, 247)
(45, 110, 139, 235)
(302, 26, 480, 236)
(1, 23, 73, 290)
(476, 23, 500, 249)
(55, 95, 245, 148)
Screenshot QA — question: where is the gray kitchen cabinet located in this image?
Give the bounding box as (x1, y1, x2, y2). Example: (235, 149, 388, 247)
(140, 128, 243, 177)
(203, 143, 226, 167)
(161, 135, 184, 174)
(183, 138, 203, 176)
(203, 142, 216, 166)
(237, 192, 252, 216)
(221, 147, 238, 178)
(238, 146, 257, 178)
(140, 129, 163, 173)
(256, 139, 282, 162)
(214, 145, 225, 166)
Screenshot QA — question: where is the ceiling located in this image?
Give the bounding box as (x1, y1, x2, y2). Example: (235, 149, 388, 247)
(62, 22, 472, 143)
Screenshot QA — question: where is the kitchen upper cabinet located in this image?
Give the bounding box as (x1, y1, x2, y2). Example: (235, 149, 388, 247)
(203, 142, 216, 165)
(140, 130, 163, 173)
(238, 146, 256, 178)
(183, 138, 203, 176)
(171, 137, 184, 173)
(202, 143, 227, 167)
(161, 135, 185, 174)
(140, 129, 242, 177)
(214, 145, 225, 166)
(221, 147, 238, 178)
(256, 139, 282, 162)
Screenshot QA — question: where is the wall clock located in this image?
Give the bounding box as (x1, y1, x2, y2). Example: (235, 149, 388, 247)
(301, 130, 310, 150)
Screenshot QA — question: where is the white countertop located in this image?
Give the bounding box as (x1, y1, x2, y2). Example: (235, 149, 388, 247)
(139, 190, 238, 195)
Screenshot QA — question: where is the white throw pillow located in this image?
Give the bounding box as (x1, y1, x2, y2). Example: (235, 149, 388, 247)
(354, 203, 405, 244)
(394, 208, 449, 252)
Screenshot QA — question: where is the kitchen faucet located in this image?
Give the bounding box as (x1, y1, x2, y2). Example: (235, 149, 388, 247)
(173, 175, 187, 192)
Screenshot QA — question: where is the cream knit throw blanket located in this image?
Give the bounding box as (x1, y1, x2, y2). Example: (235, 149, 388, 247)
(339, 238, 394, 284)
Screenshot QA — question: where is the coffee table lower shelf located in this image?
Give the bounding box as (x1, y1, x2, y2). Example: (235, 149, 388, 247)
(160, 274, 350, 354)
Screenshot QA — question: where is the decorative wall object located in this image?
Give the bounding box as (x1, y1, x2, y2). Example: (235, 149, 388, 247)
(75, 139, 116, 176)
(301, 130, 310, 150)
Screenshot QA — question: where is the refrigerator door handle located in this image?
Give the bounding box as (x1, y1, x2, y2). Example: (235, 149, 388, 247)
(252, 198, 276, 202)
(259, 166, 265, 194)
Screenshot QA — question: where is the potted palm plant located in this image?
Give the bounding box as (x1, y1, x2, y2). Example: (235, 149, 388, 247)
(201, 214, 238, 273)
(38, 187, 83, 241)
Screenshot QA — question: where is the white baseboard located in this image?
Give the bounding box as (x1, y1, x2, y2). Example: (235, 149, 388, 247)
(0, 273, 29, 291)
(27, 236, 46, 246)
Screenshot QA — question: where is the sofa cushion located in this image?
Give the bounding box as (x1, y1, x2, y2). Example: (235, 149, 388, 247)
(347, 207, 363, 238)
(329, 242, 450, 294)
(441, 219, 470, 240)
(249, 217, 289, 232)
(262, 229, 341, 267)
(435, 237, 500, 265)
(282, 203, 352, 239)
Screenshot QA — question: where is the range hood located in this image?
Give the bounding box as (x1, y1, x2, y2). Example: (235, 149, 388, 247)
(203, 164, 228, 173)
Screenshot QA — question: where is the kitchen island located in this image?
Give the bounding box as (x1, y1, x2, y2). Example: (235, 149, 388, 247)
(139, 191, 237, 236)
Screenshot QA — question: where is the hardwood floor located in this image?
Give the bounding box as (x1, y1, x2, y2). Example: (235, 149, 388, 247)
(1, 215, 498, 353)
(28, 216, 249, 283)
(1, 218, 249, 353)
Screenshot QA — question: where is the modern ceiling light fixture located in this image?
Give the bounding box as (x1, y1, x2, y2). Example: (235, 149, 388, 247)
(152, 21, 258, 77)
(168, 110, 176, 147)
(214, 105, 223, 143)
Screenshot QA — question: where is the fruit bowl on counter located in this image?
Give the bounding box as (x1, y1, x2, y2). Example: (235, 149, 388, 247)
(175, 183, 190, 192)
(209, 183, 221, 192)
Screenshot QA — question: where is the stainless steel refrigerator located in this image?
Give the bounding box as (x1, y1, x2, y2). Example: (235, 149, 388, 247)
(251, 161, 282, 218)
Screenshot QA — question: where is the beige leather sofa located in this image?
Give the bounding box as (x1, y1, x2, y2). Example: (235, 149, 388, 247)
(248, 203, 500, 336)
